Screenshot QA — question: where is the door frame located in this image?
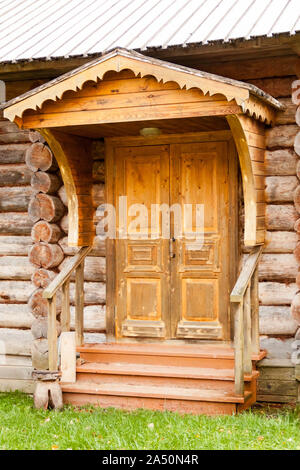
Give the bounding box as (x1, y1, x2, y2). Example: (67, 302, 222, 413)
(105, 130, 239, 342)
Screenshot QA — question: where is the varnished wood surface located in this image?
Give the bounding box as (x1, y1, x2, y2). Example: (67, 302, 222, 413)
(107, 133, 236, 341)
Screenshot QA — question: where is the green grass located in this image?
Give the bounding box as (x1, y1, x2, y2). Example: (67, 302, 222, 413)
(0, 392, 299, 450)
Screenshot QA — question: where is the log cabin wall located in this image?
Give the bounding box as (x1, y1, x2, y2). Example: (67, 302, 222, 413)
(0, 113, 34, 391)
(0, 51, 299, 402)
(192, 54, 300, 402)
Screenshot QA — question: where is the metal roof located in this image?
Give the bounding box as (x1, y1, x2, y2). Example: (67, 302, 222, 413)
(0, 0, 299, 63)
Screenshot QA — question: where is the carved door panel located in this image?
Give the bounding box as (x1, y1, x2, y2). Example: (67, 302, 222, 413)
(112, 140, 232, 341)
(114, 145, 171, 338)
(170, 142, 230, 340)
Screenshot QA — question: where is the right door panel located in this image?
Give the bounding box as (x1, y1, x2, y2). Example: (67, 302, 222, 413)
(170, 141, 230, 340)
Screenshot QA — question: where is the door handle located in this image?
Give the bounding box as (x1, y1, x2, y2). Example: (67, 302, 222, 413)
(170, 238, 176, 258)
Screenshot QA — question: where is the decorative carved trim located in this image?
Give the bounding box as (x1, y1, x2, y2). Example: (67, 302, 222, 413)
(2, 48, 282, 126)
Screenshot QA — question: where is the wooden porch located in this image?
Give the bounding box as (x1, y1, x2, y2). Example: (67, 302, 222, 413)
(44, 241, 265, 414)
(1, 48, 283, 414)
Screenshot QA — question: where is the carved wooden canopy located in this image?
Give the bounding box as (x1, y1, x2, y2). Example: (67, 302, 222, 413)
(0, 48, 283, 247)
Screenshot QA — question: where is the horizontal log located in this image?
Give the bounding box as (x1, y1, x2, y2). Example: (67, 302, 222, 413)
(91, 140, 105, 160)
(29, 242, 64, 269)
(258, 254, 298, 281)
(0, 304, 34, 329)
(0, 365, 33, 380)
(265, 176, 298, 203)
(266, 204, 298, 231)
(0, 256, 35, 280)
(0, 131, 30, 144)
(259, 306, 298, 335)
(0, 236, 31, 256)
(247, 76, 296, 99)
(264, 149, 298, 176)
(61, 213, 101, 233)
(196, 56, 298, 81)
(31, 221, 63, 243)
(257, 378, 298, 401)
(259, 337, 295, 360)
(0, 281, 33, 303)
(266, 125, 299, 149)
(70, 305, 105, 332)
(275, 98, 297, 125)
(83, 332, 106, 344)
(92, 183, 105, 208)
(0, 328, 32, 356)
(31, 268, 56, 288)
(93, 160, 105, 182)
(69, 282, 106, 305)
(59, 256, 105, 282)
(31, 171, 61, 194)
(0, 120, 21, 134)
(0, 186, 34, 211)
(0, 355, 32, 366)
(0, 212, 33, 235)
(58, 235, 105, 257)
(0, 378, 34, 393)
(25, 142, 57, 172)
(263, 231, 298, 253)
(0, 164, 32, 186)
(259, 281, 297, 305)
(0, 143, 31, 164)
(58, 183, 104, 208)
(28, 193, 65, 223)
(258, 366, 295, 380)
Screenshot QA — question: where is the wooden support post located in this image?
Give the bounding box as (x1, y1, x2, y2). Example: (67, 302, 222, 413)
(75, 261, 84, 346)
(47, 294, 58, 371)
(61, 279, 70, 332)
(251, 267, 260, 354)
(60, 332, 76, 383)
(234, 301, 244, 396)
(243, 284, 252, 375)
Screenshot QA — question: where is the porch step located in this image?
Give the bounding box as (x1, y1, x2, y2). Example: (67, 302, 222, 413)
(62, 381, 252, 415)
(61, 342, 262, 414)
(74, 361, 258, 394)
(77, 342, 266, 369)
(76, 361, 259, 381)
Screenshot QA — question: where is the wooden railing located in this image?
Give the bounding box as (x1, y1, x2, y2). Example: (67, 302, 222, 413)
(230, 245, 263, 395)
(43, 246, 92, 371)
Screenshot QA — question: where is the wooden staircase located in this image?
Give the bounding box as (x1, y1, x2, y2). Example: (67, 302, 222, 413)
(61, 343, 266, 415)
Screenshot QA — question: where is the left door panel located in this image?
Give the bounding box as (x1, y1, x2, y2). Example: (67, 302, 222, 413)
(114, 145, 170, 338)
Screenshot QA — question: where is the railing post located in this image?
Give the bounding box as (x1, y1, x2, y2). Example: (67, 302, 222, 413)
(47, 294, 58, 371)
(61, 279, 70, 332)
(251, 266, 260, 354)
(234, 300, 244, 395)
(75, 260, 84, 346)
(243, 283, 252, 375)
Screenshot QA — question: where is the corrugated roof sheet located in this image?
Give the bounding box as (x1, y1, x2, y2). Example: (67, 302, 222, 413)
(0, 0, 299, 63)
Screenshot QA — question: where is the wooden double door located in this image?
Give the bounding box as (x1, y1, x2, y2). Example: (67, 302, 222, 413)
(106, 135, 237, 342)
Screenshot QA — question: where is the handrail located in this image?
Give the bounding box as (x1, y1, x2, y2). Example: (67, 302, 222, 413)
(230, 245, 263, 303)
(230, 245, 263, 396)
(43, 246, 92, 299)
(43, 245, 92, 371)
